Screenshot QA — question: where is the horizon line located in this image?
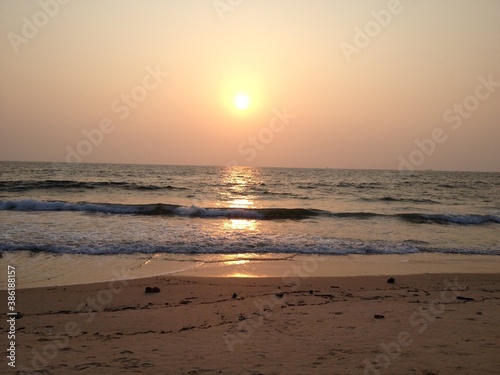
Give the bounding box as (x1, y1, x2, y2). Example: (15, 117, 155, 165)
(0, 159, 499, 174)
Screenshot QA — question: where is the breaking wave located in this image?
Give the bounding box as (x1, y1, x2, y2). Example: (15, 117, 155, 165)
(1, 199, 498, 225)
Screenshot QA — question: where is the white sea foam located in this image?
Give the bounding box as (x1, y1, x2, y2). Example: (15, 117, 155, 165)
(172, 205, 263, 218)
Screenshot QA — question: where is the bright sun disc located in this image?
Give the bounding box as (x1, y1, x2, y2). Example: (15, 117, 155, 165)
(234, 93, 250, 110)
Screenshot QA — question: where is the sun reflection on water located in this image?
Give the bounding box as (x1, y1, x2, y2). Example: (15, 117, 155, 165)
(229, 198, 253, 208)
(217, 166, 263, 208)
(223, 219, 257, 231)
(218, 255, 258, 277)
(218, 254, 253, 265)
(208, 167, 267, 276)
(226, 271, 257, 278)
(216, 166, 263, 233)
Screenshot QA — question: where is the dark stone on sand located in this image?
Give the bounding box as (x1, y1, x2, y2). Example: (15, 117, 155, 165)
(145, 287, 160, 293)
(15, 312, 23, 319)
(457, 296, 474, 301)
(232, 293, 237, 299)
(374, 314, 385, 319)
(309, 290, 314, 294)
(387, 277, 395, 284)
(276, 292, 284, 299)
(316, 294, 335, 298)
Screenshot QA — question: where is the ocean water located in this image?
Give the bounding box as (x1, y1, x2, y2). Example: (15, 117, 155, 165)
(0, 161, 498, 260)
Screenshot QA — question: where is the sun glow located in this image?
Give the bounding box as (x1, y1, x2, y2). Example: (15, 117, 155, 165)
(234, 93, 250, 110)
(221, 75, 264, 116)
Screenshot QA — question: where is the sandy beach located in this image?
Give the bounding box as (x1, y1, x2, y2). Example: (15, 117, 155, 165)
(4, 256, 500, 375)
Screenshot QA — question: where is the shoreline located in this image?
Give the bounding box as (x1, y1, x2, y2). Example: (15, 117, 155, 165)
(1, 252, 500, 290)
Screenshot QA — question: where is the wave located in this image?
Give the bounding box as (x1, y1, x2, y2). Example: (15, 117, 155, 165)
(1, 199, 498, 225)
(330, 212, 383, 219)
(0, 180, 186, 192)
(396, 213, 500, 225)
(0, 199, 326, 220)
(333, 211, 499, 225)
(1, 240, 497, 256)
(0, 240, 428, 256)
(359, 196, 440, 204)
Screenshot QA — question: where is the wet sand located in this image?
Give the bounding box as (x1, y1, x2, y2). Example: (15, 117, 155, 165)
(2, 252, 500, 288)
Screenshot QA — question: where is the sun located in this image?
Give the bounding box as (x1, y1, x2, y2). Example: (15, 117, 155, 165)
(234, 93, 250, 110)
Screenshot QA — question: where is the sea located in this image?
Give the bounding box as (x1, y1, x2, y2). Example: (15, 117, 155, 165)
(0, 161, 499, 286)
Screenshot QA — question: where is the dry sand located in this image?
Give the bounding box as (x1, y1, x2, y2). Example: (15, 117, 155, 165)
(4, 267, 500, 374)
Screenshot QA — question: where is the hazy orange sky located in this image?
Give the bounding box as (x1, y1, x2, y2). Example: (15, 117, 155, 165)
(1, 0, 499, 171)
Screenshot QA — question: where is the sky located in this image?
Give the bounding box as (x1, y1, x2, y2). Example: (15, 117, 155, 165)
(0, 0, 499, 172)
